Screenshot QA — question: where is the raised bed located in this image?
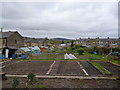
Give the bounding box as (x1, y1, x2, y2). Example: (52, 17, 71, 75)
(81, 61, 102, 76)
(88, 61, 112, 75)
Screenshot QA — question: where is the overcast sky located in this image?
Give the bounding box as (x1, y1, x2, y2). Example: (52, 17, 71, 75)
(1, 1, 118, 39)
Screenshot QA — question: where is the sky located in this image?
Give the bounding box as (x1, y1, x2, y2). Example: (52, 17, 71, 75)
(1, 0, 119, 39)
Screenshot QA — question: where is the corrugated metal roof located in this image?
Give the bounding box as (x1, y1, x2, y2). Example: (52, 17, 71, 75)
(21, 47, 31, 52)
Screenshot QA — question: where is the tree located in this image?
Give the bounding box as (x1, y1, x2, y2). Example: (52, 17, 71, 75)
(61, 40, 64, 44)
(50, 41, 54, 44)
(71, 40, 74, 47)
(43, 37, 48, 46)
(67, 41, 69, 43)
(77, 48, 84, 55)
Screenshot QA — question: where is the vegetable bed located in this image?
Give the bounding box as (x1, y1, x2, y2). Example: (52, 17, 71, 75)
(89, 61, 111, 75)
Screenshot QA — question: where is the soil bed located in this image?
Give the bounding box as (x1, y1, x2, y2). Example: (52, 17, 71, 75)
(2, 60, 120, 77)
(57, 61, 85, 75)
(96, 61, 120, 76)
(80, 61, 102, 76)
(2, 77, 120, 88)
(2, 60, 18, 66)
(3, 60, 54, 75)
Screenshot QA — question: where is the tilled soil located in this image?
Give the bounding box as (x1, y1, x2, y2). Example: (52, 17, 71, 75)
(2, 60, 120, 88)
(2, 60, 120, 77)
(96, 61, 120, 76)
(2, 60, 54, 75)
(2, 77, 120, 88)
(57, 61, 85, 75)
(80, 61, 102, 76)
(2, 60, 18, 66)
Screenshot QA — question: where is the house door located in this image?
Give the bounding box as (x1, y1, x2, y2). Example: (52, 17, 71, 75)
(5, 49, 9, 58)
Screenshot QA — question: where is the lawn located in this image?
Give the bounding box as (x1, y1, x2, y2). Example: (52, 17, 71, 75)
(74, 52, 120, 65)
(7, 52, 120, 65)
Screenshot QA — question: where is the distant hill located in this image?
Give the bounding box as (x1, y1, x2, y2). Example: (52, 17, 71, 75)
(50, 38, 72, 41)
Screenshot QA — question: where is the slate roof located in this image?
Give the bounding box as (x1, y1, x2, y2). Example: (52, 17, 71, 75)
(2, 31, 18, 38)
(79, 38, 118, 41)
(24, 37, 44, 43)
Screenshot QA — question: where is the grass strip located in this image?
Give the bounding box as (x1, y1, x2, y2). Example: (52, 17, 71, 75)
(90, 61, 111, 75)
(109, 60, 120, 65)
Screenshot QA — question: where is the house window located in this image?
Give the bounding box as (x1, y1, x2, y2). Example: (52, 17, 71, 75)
(15, 40, 17, 44)
(3, 39, 6, 45)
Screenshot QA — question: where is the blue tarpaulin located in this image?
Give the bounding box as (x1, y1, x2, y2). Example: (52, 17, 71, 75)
(22, 55, 26, 59)
(2, 55, 5, 59)
(12, 54, 16, 59)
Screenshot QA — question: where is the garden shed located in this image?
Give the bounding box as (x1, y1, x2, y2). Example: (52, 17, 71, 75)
(15, 47, 31, 59)
(29, 46, 41, 54)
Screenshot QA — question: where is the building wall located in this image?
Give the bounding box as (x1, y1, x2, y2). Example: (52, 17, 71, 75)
(24, 42, 31, 47)
(6, 32, 24, 48)
(1, 38, 7, 48)
(0, 38, 2, 49)
(78, 38, 119, 48)
(0, 32, 2, 49)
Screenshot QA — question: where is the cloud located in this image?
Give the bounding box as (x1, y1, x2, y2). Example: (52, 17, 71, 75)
(2, 2, 118, 39)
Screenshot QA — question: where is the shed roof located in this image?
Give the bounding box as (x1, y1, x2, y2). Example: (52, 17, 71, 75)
(21, 47, 31, 52)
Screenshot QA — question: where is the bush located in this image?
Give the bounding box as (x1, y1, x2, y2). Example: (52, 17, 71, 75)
(116, 76, 120, 80)
(38, 85, 46, 88)
(77, 48, 84, 55)
(27, 73, 35, 82)
(51, 50, 56, 53)
(12, 77, 19, 88)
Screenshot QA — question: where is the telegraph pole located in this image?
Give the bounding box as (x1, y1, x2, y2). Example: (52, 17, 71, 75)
(0, 28, 3, 60)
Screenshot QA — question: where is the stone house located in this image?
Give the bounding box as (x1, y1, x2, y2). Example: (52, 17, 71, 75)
(24, 37, 50, 47)
(1, 31, 24, 48)
(0, 31, 24, 58)
(24, 37, 41, 47)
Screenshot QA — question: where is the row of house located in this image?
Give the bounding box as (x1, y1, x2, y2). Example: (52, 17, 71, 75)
(24, 37, 49, 47)
(0, 31, 119, 58)
(0, 31, 119, 49)
(75, 37, 119, 48)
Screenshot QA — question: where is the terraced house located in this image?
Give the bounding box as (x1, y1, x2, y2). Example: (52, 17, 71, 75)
(76, 37, 119, 48)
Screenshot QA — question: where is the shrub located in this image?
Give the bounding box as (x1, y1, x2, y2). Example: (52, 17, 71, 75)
(116, 76, 120, 80)
(51, 50, 56, 52)
(12, 77, 19, 88)
(27, 73, 35, 82)
(39, 85, 46, 88)
(77, 48, 84, 55)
